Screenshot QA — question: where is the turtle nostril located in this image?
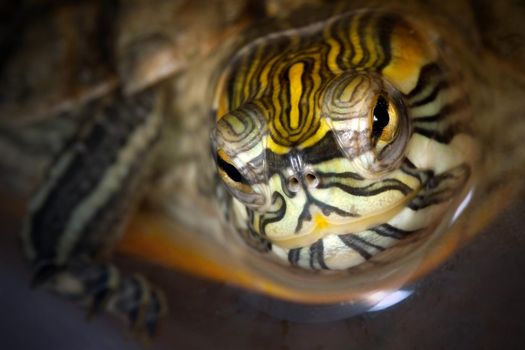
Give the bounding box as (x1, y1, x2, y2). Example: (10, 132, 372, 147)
(305, 172, 319, 188)
(288, 176, 300, 192)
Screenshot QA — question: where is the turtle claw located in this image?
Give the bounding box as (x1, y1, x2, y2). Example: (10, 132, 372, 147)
(86, 287, 115, 320)
(30, 262, 63, 288)
(84, 264, 120, 319)
(30, 260, 167, 336)
(112, 276, 167, 339)
(144, 290, 166, 338)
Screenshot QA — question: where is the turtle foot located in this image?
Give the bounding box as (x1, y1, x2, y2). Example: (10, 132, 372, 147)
(30, 260, 168, 339)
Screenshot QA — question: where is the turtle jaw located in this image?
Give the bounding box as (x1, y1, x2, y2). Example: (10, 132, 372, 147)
(267, 187, 420, 250)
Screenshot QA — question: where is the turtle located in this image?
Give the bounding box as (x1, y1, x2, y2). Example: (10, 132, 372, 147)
(1, 0, 525, 340)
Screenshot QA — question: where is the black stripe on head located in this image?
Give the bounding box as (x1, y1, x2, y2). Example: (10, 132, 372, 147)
(407, 163, 470, 210)
(407, 63, 444, 98)
(399, 157, 434, 184)
(338, 234, 373, 260)
(294, 191, 358, 233)
(370, 224, 418, 239)
(288, 248, 301, 265)
(259, 192, 287, 236)
(412, 100, 466, 124)
(333, 16, 353, 70)
(309, 239, 329, 269)
(339, 233, 386, 261)
(317, 177, 414, 197)
(375, 13, 399, 72)
(265, 132, 344, 179)
(410, 80, 449, 107)
(413, 123, 468, 144)
(356, 11, 373, 67)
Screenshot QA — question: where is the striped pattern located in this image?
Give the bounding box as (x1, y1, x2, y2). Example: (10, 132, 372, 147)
(21, 89, 162, 267)
(215, 12, 408, 151)
(19, 89, 166, 335)
(213, 10, 476, 270)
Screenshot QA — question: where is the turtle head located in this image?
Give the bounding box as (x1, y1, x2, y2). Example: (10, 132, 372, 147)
(213, 70, 417, 252)
(212, 10, 476, 270)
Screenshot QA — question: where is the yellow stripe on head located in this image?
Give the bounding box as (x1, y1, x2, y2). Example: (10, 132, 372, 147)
(288, 62, 305, 130)
(382, 20, 438, 94)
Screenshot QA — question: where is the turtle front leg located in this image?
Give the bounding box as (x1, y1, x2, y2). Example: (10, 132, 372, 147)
(20, 88, 166, 337)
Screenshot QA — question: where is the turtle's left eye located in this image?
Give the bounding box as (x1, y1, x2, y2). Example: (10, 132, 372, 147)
(371, 95, 399, 145)
(358, 90, 408, 175)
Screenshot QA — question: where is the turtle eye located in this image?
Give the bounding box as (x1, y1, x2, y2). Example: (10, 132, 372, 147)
(356, 89, 408, 175)
(371, 95, 399, 146)
(217, 153, 245, 183)
(215, 150, 267, 209)
(216, 150, 253, 193)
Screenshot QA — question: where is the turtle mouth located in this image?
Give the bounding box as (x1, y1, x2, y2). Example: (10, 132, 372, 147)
(268, 187, 421, 250)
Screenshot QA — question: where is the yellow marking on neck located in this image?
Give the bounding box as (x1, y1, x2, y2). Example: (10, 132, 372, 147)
(270, 187, 420, 249)
(289, 62, 304, 130)
(381, 22, 437, 94)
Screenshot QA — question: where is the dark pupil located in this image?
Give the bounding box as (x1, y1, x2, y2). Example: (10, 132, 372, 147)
(372, 96, 390, 139)
(217, 155, 244, 183)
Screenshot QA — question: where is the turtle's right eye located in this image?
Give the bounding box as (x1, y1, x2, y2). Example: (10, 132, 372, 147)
(217, 153, 245, 184)
(216, 150, 253, 193)
(215, 149, 267, 209)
